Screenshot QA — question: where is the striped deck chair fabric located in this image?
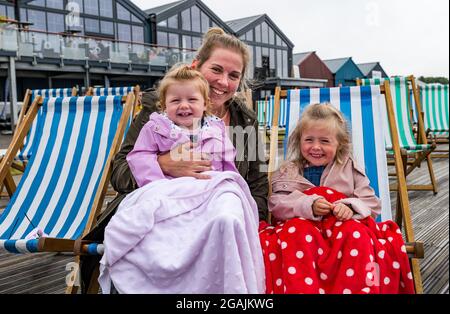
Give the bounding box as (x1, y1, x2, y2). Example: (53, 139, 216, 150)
(0, 96, 124, 254)
(20, 88, 76, 161)
(92, 86, 134, 96)
(420, 83, 449, 137)
(256, 96, 288, 128)
(285, 86, 392, 222)
(360, 77, 432, 153)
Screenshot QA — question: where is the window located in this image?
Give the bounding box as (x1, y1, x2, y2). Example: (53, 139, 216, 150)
(157, 31, 168, 46)
(168, 15, 178, 29)
(269, 28, 275, 45)
(68, 0, 83, 14)
(276, 35, 282, 46)
(169, 33, 179, 48)
(255, 46, 261, 67)
(246, 30, 253, 42)
(261, 22, 268, 44)
(117, 2, 130, 21)
(247, 45, 254, 79)
(27, 9, 46, 31)
(192, 36, 202, 50)
(255, 24, 261, 42)
(101, 20, 114, 35)
(131, 14, 141, 23)
(277, 50, 282, 77)
(181, 8, 190, 31)
(28, 0, 45, 6)
(1, 5, 15, 19)
(85, 18, 99, 33)
(132, 25, 144, 43)
(47, 12, 65, 33)
(99, 0, 113, 17)
(157, 19, 167, 27)
(46, 0, 63, 9)
(191, 6, 200, 33)
(201, 11, 209, 33)
(182, 35, 192, 49)
(270, 48, 275, 69)
(0, 6, 6, 17)
(117, 23, 131, 41)
(84, 0, 99, 16)
(282, 50, 288, 77)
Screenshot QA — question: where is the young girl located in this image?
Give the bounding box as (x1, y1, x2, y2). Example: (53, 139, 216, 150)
(98, 64, 265, 294)
(259, 103, 415, 294)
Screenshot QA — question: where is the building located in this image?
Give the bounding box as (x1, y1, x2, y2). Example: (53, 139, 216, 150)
(323, 57, 364, 87)
(293, 51, 334, 87)
(357, 61, 388, 79)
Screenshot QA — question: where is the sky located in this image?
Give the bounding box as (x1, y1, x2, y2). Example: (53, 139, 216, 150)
(131, 0, 449, 78)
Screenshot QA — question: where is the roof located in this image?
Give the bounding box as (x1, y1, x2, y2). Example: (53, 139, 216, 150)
(293, 51, 314, 65)
(145, 0, 185, 16)
(323, 57, 352, 74)
(226, 15, 263, 33)
(357, 62, 379, 77)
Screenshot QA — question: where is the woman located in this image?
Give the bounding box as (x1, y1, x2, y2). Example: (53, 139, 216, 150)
(80, 28, 268, 293)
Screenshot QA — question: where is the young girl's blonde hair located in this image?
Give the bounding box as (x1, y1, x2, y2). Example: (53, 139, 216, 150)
(195, 27, 250, 93)
(157, 63, 212, 115)
(286, 103, 351, 171)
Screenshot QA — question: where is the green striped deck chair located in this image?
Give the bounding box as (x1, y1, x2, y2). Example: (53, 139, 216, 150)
(256, 96, 288, 143)
(270, 85, 424, 293)
(0, 94, 134, 293)
(420, 83, 449, 158)
(358, 76, 438, 195)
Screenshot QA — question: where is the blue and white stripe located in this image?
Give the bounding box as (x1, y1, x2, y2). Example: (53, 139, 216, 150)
(257, 96, 288, 128)
(92, 86, 134, 96)
(20, 88, 75, 161)
(0, 96, 123, 254)
(285, 86, 392, 222)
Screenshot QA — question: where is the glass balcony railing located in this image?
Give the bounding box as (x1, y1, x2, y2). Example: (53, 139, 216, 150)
(0, 21, 196, 68)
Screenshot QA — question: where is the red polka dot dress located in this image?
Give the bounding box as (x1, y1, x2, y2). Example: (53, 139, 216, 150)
(259, 186, 415, 294)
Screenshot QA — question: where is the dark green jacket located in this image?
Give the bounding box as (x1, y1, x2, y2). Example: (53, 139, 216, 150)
(87, 90, 268, 240)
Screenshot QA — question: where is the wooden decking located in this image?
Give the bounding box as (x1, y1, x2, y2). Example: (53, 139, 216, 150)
(0, 147, 448, 294)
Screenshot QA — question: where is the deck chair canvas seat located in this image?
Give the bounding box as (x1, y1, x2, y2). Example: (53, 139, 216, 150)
(85, 85, 141, 118)
(269, 85, 424, 293)
(358, 77, 438, 195)
(420, 83, 449, 158)
(0, 95, 133, 260)
(256, 96, 288, 143)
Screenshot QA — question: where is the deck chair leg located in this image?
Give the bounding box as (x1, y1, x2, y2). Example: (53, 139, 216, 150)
(411, 258, 423, 294)
(395, 151, 408, 229)
(425, 156, 438, 195)
(86, 264, 100, 294)
(3, 171, 17, 197)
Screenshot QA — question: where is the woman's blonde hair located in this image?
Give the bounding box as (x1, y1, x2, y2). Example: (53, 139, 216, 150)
(286, 103, 351, 171)
(156, 63, 212, 115)
(195, 27, 250, 93)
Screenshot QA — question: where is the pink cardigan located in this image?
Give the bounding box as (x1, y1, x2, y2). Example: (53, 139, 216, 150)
(269, 155, 381, 222)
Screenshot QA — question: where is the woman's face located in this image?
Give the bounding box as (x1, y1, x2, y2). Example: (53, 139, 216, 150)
(195, 48, 244, 108)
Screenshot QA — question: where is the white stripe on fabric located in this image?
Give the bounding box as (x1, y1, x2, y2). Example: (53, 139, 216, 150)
(309, 88, 320, 105)
(0, 98, 57, 236)
(50, 97, 101, 237)
(287, 90, 300, 140)
(349, 88, 365, 171)
(15, 239, 31, 253)
(11, 98, 71, 239)
(396, 78, 416, 147)
(35, 97, 85, 237)
(65, 96, 115, 238)
(370, 85, 392, 221)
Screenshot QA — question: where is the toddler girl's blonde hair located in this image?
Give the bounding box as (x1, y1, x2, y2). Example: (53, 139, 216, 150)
(286, 103, 351, 170)
(157, 63, 212, 115)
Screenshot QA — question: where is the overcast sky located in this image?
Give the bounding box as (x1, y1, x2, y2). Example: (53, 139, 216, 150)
(131, 0, 449, 78)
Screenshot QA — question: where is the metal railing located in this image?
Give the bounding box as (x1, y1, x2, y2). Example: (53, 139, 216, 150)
(0, 22, 196, 68)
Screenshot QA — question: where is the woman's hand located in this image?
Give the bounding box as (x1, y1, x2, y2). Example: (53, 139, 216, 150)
(332, 203, 354, 221)
(312, 198, 333, 217)
(157, 142, 213, 179)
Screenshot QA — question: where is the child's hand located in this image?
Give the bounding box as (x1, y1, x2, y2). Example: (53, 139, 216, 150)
(312, 198, 333, 217)
(332, 203, 354, 221)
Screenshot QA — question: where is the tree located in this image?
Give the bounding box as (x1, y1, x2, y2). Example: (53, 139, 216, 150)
(418, 76, 449, 84)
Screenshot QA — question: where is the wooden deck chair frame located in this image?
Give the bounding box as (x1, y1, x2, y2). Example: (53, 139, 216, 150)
(0, 87, 78, 198)
(0, 93, 134, 294)
(85, 85, 141, 118)
(357, 76, 438, 195)
(270, 86, 424, 293)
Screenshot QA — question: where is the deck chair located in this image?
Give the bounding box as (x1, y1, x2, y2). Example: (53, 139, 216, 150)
(357, 76, 438, 195)
(0, 88, 78, 198)
(270, 84, 424, 293)
(419, 83, 449, 158)
(0, 94, 134, 293)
